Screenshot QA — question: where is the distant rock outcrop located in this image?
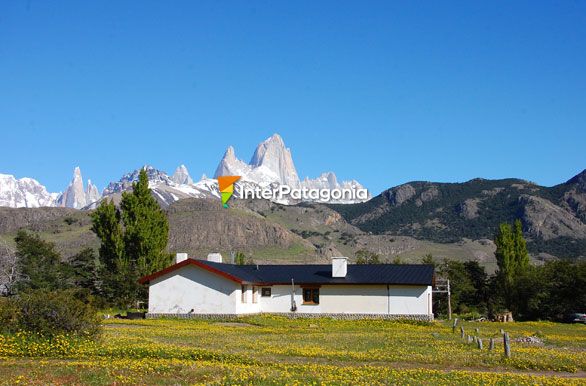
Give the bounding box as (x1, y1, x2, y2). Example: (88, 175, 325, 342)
(56, 167, 101, 209)
(86, 180, 101, 205)
(171, 165, 194, 185)
(249, 134, 300, 187)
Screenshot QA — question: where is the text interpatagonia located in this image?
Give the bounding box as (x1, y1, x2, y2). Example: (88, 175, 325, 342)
(239, 185, 368, 202)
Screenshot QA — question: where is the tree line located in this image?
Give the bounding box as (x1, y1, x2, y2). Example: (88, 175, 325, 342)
(1, 171, 584, 321)
(430, 220, 586, 321)
(0, 169, 170, 309)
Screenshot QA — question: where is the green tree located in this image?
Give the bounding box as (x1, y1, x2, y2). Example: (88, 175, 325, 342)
(391, 256, 404, 265)
(495, 222, 515, 288)
(355, 250, 381, 264)
(421, 253, 437, 268)
(120, 169, 171, 277)
(235, 252, 247, 265)
(14, 231, 65, 292)
(436, 259, 476, 316)
(462, 260, 488, 311)
(494, 219, 531, 314)
(67, 248, 101, 295)
(513, 219, 529, 275)
(90, 199, 124, 272)
(90, 168, 171, 307)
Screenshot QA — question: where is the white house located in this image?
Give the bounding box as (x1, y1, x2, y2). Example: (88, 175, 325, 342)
(139, 254, 435, 320)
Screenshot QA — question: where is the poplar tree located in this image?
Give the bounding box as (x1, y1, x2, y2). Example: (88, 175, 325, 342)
(495, 222, 515, 288)
(494, 219, 530, 313)
(513, 219, 529, 274)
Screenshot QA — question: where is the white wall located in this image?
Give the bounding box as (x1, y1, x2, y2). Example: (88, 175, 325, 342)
(320, 285, 389, 314)
(388, 285, 432, 315)
(259, 285, 322, 313)
(258, 284, 432, 315)
(148, 267, 432, 316)
(235, 285, 262, 314)
(148, 265, 239, 314)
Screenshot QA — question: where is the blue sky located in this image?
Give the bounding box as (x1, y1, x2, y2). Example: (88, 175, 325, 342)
(1, 1, 585, 195)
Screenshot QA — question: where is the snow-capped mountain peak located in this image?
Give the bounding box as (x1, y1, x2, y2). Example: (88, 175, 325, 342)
(249, 133, 300, 187)
(0, 134, 369, 209)
(211, 133, 369, 204)
(56, 167, 101, 209)
(214, 146, 252, 178)
(0, 173, 57, 208)
(171, 164, 194, 185)
(103, 165, 172, 195)
(86, 179, 100, 204)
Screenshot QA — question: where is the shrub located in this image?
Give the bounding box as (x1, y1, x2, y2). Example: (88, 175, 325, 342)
(0, 290, 101, 338)
(0, 296, 21, 330)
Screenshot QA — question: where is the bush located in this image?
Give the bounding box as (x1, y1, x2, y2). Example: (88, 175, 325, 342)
(0, 296, 21, 328)
(0, 290, 101, 338)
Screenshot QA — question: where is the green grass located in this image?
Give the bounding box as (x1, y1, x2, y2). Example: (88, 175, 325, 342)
(249, 242, 317, 263)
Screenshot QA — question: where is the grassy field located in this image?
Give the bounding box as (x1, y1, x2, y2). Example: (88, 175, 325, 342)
(0, 316, 585, 385)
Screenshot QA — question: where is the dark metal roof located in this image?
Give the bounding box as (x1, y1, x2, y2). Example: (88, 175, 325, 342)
(139, 259, 434, 286)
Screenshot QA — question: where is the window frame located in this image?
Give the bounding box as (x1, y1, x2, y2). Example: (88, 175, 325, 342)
(261, 287, 272, 297)
(302, 286, 320, 305)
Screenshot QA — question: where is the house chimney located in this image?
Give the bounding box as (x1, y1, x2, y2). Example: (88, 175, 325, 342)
(176, 253, 188, 264)
(331, 257, 348, 278)
(207, 253, 223, 263)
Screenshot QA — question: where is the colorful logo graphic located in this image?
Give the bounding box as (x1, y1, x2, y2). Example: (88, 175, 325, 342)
(218, 176, 241, 208)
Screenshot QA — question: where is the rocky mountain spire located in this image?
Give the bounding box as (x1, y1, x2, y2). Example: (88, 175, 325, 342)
(213, 146, 252, 178)
(249, 134, 300, 187)
(85, 179, 101, 205)
(57, 167, 87, 209)
(171, 164, 194, 185)
(56, 167, 101, 209)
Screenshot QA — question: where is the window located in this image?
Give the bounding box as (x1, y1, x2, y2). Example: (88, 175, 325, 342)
(261, 287, 272, 297)
(241, 285, 247, 303)
(302, 287, 319, 305)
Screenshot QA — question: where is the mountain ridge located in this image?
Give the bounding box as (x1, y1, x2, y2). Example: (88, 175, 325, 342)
(327, 170, 586, 258)
(0, 134, 369, 208)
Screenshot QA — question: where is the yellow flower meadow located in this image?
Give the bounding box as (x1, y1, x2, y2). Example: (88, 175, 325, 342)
(0, 316, 584, 385)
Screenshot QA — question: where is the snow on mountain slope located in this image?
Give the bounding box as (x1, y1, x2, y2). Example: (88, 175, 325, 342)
(213, 134, 370, 203)
(249, 134, 300, 187)
(0, 167, 100, 209)
(96, 134, 370, 207)
(91, 165, 215, 208)
(0, 174, 57, 208)
(2, 133, 369, 209)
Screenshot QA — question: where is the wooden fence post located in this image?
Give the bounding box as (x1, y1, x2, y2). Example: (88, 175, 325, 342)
(503, 332, 511, 358)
